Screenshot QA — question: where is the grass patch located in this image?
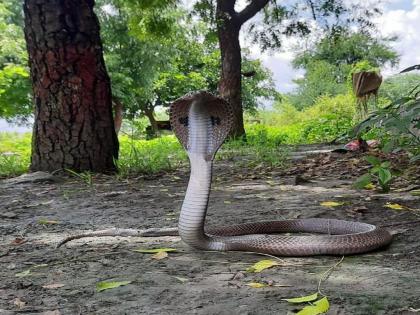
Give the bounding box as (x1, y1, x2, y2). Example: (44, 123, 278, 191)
(0, 131, 290, 178)
(0, 132, 31, 178)
(117, 135, 187, 176)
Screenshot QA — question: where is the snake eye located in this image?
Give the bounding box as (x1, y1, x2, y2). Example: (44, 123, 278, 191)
(210, 116, 221, 126)
(179, 116, 189, 127)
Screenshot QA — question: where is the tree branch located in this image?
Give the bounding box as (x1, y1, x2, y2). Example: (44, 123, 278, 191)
(236, 0, 270, 25)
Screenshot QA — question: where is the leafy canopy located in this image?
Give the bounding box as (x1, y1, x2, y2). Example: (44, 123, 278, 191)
(0, 0, 32, 121)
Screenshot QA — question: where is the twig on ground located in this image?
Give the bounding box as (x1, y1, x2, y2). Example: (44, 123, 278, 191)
(317, 256, 345, 295)
(56, 227, 178, 248)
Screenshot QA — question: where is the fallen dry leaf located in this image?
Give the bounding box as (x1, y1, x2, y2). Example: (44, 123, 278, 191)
(151, 251, 168, 260)
(13, 297, 25, 309)
(384, 202, 411, 210)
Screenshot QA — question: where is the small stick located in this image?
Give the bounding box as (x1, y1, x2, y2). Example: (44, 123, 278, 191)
(317, 256, 345, 296)
(56, 227, 178, 248)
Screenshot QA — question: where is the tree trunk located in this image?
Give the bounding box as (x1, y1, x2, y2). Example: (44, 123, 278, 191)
(144, 105, 158, 133)
(216, 0, 270, 138)
(24, 0, 118, 173)
(217, 3, 244, 138)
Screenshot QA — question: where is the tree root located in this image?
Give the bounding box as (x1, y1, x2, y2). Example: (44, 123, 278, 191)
(56, 227, 179, 248)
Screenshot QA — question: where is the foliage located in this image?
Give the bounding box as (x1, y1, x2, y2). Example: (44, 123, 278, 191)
(293, 32, 398, 70)
(354, 156, 393, 192)
(290, 31, 398, 109)
(97, 1, 277, 126)
(264, 93, 357, 144)
(193, 0, 384, 51)
(289, 60, 349, 109)
(301, 93, 356, 142)
(380, 73, 420, 103)
(353, 88, 420, 162)
(0, 0, 32, 121)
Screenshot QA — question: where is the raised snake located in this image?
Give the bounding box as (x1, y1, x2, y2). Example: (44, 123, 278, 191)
(58, 91, 393, 255)
(169, 91, 392, 256)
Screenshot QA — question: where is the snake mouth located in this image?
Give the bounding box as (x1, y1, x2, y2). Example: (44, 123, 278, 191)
(170, 91, 234, 161)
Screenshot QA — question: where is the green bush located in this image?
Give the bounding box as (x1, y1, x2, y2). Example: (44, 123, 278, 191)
(254, 92, 357, 144)
(301, 93, 356, 142)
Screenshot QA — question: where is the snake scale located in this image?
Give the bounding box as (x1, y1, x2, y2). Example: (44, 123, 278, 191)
(170, 91, 392, 256)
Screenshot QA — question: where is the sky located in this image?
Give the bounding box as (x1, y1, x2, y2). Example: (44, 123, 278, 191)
(1, 0, 420, 132)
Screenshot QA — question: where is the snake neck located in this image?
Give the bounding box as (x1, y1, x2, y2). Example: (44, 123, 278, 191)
(178, 154, 224, 250)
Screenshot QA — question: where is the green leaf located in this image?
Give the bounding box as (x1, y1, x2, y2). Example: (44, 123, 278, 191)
(380, 161, 391, 168)
(96, 281, 132, 292)
(378, 168, 392, 185)
(38, 219, 59, 225)
(246, 259, 280, 273)
(382, 141, 395, 153)
(132, 248, 177, 253)
(282, 292, 318, 303)
(296, 297, 330, 315)
(365, 156, 381, 166)
(354, 174, 372, 189)
(370, 166, 381, 174)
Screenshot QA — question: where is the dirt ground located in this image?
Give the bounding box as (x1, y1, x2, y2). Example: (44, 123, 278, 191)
(1, 146, 420, 315)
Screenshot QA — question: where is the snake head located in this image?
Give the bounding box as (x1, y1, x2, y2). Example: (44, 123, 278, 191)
(170, 91, 234, 161)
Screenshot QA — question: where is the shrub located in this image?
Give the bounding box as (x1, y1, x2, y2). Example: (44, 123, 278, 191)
(254, 92, 357, 144)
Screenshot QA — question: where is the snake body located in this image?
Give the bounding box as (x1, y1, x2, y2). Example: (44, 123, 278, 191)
(170, 91, 393, 256)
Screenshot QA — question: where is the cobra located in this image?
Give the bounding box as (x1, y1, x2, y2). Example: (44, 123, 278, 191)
(170, 91, 392, 256)
(58, 91, 393, 255)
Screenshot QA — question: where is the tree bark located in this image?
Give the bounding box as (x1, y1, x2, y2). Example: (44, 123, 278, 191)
(24, 0, 118, 173)
(216, 0, 269, 138)
(217, 2, 244, 138)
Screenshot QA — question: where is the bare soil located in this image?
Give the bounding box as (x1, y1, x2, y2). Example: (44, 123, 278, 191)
(1, 146, 420, 315)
